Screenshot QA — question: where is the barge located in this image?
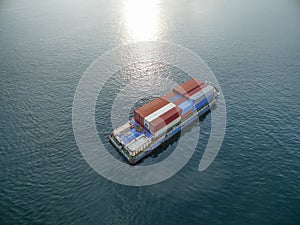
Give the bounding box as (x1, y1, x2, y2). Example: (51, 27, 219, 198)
(109, 78, 220, 164)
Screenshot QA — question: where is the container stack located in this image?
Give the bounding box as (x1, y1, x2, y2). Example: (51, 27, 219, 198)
(134, 98, 169, 126)
(134, 78, 215, 136)
(173, 78, 203, 95)
(162, 92, 192, 120)
(185, 85, 215, 111)
(144, 103, 181, 136)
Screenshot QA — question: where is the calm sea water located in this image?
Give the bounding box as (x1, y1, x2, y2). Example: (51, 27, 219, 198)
(1, 0, 300, 224)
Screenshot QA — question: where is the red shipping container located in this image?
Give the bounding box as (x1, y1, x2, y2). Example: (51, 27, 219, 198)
(173, 78, 203, 95)
(181, 109, 193, 120)
(184, 83, 207, 98)
(134, 98, 169, 126)
(149, 107, 182, 133)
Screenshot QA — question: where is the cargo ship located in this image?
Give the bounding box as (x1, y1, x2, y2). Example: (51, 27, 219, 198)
(109, 78, 220, 164)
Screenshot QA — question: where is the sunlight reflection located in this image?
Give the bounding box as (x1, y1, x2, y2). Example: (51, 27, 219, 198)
(122, 0, 161, 43)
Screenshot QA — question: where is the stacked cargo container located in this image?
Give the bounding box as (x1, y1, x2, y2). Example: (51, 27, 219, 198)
(148, 107, 181, 137)
(144, 103, 181, 134)
(184, 83, 207, 98)
(173, 78, 203, 95)
(134, 98, 182, 137)
(178, 99, 194, 120)
(185, 85, 215, 111)
(134, 97, 169, 126)
(134, 78, 215, 137)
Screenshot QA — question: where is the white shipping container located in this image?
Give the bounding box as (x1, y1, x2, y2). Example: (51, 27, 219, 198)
(144, 103, 176, 128)
(190, 85, 214, 103)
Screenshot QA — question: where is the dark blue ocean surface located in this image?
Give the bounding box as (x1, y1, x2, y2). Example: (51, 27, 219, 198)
(1, 0, 299, 224)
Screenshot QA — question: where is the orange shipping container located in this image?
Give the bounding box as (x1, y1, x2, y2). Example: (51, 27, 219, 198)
(134, 98, 169, 126)
(149, 106, 182, 133)
(173, 78, 203, 95)
(184, 83, 207, 98)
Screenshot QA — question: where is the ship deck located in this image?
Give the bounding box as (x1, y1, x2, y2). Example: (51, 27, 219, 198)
(113, 119, 152, 146)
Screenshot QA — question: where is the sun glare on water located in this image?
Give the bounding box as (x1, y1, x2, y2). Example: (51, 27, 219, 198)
(122, 0, 161, 43)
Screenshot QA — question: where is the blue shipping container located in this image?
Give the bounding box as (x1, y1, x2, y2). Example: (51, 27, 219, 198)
(194, 94, 213, 111)
(178, 99, 194, 115)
